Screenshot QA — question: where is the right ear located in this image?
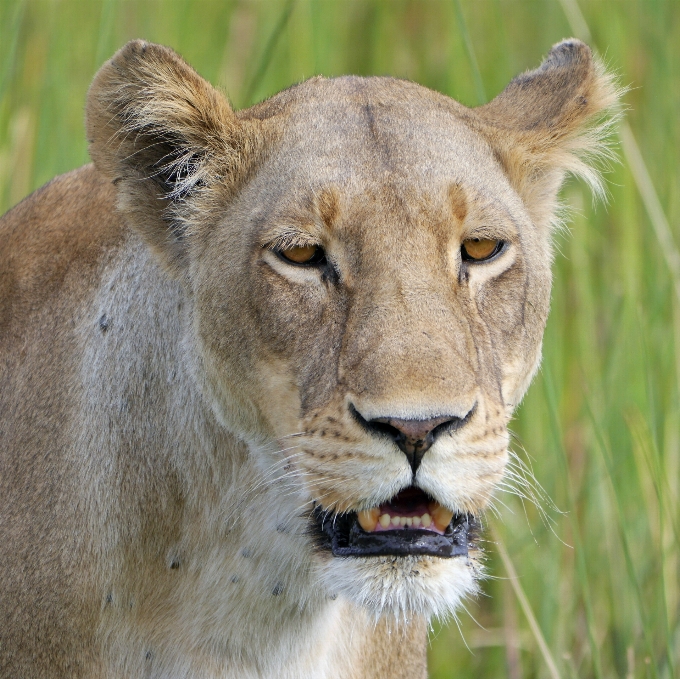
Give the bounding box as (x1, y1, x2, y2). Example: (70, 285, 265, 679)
(86, 40, 260, 275)
(473, 40, 620, 230)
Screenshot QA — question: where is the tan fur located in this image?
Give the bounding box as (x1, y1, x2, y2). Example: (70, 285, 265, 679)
(0, 40, 618, 678)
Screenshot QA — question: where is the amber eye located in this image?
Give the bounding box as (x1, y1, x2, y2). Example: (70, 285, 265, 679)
(461, 238, 503, 262)
(277, 244, 326, 266)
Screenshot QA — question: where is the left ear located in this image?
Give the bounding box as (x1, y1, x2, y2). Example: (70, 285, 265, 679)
(86, 40, 263, 276)
(474, 39, 620, 228)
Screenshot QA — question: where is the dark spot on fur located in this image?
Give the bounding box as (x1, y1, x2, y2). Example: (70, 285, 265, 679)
(329, 593, 338, 600)
(320, 430, 326, 437)
(231, 575, 239, 583)
(145, 651, 153, 661)
(272, 582, 284, 596)
(241, 548, 252, 558)
(105, 592, 113, 605)
(98, 314, 110, 332)
(276, 522, 288, 533)
(170, 558, 180, 569)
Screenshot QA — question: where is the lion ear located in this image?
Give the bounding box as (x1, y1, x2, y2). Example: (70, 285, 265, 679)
(475, 39, 620, 229)
(86, 40, 255, 275)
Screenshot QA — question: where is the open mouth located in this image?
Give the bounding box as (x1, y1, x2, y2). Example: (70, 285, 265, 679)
(313, 487, 477, 558)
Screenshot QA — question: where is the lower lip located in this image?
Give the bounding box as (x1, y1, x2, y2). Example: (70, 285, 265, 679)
(314, 505, 475, 559)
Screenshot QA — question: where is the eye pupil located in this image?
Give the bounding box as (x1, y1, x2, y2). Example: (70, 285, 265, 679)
(461, 238, 502, 262)
(278, 244, 325, 265)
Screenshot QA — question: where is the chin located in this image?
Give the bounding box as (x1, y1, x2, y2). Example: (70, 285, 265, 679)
(317, 552, 482, 621)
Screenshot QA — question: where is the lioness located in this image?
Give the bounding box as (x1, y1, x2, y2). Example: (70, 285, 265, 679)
(0, 39, 617, 678)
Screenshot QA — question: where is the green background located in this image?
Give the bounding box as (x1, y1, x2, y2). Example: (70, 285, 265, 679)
(1, 1, 678, 677)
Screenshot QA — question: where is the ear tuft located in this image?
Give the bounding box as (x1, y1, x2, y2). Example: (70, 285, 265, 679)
(86, 40, 255, 274)
(475, 39, 622, 229)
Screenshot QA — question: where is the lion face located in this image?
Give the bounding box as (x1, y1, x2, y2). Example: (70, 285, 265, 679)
(87, 41, 618, 619)
(187, 80, 551, 616)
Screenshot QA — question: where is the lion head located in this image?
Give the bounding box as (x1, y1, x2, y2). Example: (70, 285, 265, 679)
(86, 39, 618, 621)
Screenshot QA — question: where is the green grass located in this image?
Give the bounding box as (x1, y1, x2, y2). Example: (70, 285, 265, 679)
(1, 1, 678, 677)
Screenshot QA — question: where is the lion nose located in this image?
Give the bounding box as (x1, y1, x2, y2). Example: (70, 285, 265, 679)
(353, 407, 474, 473)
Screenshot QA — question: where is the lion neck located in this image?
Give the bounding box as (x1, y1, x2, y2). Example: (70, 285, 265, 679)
(77, 235, 364, 676)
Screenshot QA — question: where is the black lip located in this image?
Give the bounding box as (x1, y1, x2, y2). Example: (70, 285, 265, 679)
(312, 506, 477, 558)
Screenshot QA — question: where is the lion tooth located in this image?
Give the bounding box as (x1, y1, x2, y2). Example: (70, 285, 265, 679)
(357, 508, 379, 532)
(412, 516, 421, 527)
(391, 516, 401, 527)
(421, 513, 432, 528)
(404, 517, 412, 527)
(379, 513, 391, 528)
(432, 505, 454, 531)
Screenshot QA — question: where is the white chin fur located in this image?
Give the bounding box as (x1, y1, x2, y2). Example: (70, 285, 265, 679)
(318, 554, 480, 621)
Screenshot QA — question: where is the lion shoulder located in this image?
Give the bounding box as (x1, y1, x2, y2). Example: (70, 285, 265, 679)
(0, 165, 123, 333)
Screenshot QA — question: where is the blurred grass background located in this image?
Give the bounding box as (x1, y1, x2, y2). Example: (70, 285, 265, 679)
(1, 1, 678, 677)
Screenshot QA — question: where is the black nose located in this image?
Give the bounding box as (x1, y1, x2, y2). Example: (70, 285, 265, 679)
(352, 406, 474, 473)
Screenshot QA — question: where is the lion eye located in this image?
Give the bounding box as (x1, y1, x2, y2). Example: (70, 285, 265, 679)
(461, 238, 503, 262)
(277, 244, 326, 266)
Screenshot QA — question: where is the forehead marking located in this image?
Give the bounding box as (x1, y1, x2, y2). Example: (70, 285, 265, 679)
(362, 101, 397, 172)
(448, 183, 468, 224)
(315, 186, 340, 228)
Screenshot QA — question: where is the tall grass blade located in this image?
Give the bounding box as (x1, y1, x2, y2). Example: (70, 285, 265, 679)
(493, 528, 562, 679)
(452, 0, 486, 105)
(542, 368, 604, 679)
(618, 124, 680, 303)
(94, 0, 117, 71)
(558, 0, 680, 304)
(243, 0, 296, 107)
(584, 394, 668, 679)
(557, 0, 591, 43)
(0, 1, 26, 103)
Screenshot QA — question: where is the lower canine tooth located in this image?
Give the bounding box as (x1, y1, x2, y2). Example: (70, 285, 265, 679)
(357, 508, 379, 532)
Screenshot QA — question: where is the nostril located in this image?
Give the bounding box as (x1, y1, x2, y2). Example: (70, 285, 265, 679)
(363, 418, 403, 442)
(350, 404, 476, 473)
